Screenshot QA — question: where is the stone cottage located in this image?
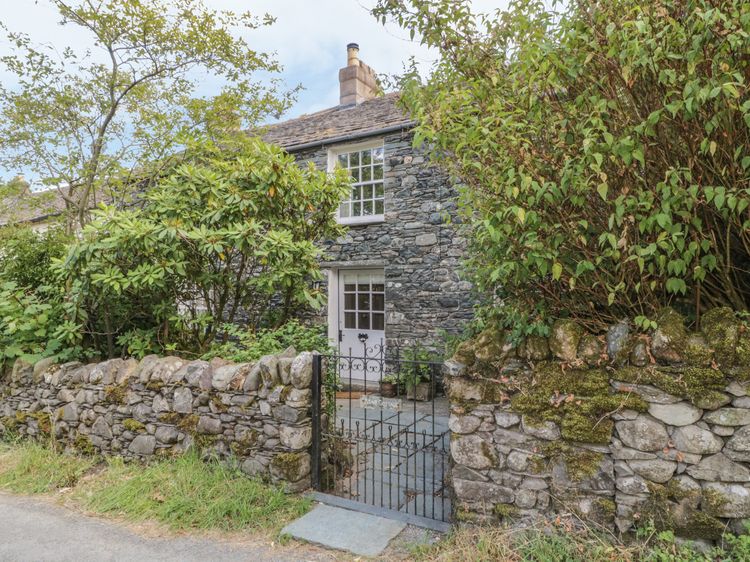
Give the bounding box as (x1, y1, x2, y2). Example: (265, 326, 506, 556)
(261, 44, 474, 367)
(0, 45, 476, 378)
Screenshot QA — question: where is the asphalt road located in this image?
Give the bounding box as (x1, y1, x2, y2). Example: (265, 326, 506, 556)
(0, 493, 326, 562)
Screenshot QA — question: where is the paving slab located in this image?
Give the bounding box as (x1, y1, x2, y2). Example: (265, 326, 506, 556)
(281, 504, 406, 557)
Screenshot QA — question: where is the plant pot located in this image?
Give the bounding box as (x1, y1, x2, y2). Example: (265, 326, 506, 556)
(380, 381, 397, 398)
(406, 381, 433, 402)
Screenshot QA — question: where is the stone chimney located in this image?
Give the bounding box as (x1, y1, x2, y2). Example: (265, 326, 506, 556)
(339, 43, 378, 106)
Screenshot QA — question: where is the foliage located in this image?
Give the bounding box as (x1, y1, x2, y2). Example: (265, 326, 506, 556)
(0, 440, 95, 493)
(398, 346, 436, 387)
(58, 137, 350, 358)
(202, 320, 330, 363)
(0, 226, 70, 290)
(0, 282, 83, 365)
(375, 0, 750, 334)
(77, 453, 310, 532)
(0, 225, 81, 366)
(0, 0, 292, 231)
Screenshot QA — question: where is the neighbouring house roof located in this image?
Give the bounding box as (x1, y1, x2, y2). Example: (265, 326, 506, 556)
(0, 187, 68, 227)
(261, 92, 415, 152)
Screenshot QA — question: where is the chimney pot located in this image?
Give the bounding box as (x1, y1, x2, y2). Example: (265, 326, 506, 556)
(339, 43, 377, 106)
(346, 43, 360, 66)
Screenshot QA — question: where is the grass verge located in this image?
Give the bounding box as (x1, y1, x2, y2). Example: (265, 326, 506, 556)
(0, 440, 310, 534)
(410, 523, 750, 562)
(0, 439, 95, 493)
(75, 453, 310, 533)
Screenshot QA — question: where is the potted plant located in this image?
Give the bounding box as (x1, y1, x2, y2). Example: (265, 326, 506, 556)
(401, 347, 434, 401)
(379, 374, 399, 398)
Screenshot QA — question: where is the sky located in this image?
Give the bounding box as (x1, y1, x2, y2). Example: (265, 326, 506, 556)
(0, 0, 509, 122)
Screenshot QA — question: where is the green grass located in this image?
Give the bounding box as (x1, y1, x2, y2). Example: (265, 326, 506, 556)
(412, 524, 750, 562)
(75, 453, 311, 532)
(0, 439, 310, 534)
(0, 440, 95, 493)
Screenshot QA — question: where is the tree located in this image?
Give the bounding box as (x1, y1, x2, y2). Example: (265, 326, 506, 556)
(374, 0, 750, 336)
(60, 136, 350, 358)
(0, 0, 292, 231)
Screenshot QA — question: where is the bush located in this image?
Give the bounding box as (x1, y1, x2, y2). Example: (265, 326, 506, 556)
(201, 320, 330, 362)
(59, 136, 350, 358)
(376, 0, 750, 336)
(0, 226, 69, 290)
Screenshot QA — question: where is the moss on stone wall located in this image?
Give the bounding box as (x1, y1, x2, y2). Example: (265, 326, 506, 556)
(532, 441, 604, 481)
(615, 366, 728, 405)
(123, 418, 145, 432)
(104, 383, 128, 405)
(511, 363, 647, 443)
(640, 481, 726, 541)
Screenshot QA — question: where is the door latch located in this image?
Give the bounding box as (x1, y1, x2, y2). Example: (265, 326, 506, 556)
(338, 329, 343, 342)
(358, 333, 369, 343)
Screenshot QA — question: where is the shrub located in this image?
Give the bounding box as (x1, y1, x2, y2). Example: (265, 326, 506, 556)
(0, 281, 83, 366)
(202, 320, 330, 362)
(59, 136, 350, 358)
(0, 226, 69, 290)
(376, 0, 750, 336)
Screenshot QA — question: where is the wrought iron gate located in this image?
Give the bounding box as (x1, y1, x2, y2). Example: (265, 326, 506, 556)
(311, 343, 452, 530)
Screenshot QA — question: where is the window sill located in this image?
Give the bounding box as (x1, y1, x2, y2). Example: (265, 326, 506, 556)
(338, 215, 385, 226)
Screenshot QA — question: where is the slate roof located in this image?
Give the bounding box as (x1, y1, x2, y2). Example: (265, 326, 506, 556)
(0, 187, 68, 227)
(261, 92, 414, 151)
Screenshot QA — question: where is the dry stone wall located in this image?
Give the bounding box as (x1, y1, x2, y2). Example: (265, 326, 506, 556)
(0, 349, 315, 491)
(444, 308, 750, 544)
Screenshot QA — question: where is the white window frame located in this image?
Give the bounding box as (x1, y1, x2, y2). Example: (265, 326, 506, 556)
(327, 138, 385, 226)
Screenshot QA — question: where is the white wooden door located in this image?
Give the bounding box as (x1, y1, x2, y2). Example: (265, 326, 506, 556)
(338, 269, 385, 379)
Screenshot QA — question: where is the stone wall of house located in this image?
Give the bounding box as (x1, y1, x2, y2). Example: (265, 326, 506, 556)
(0, 349, 315, 490)
(444, 308, 750, 544)
(292, 129, 475, 351)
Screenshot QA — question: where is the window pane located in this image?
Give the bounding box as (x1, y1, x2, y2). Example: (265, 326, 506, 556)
(352, 186, 361, 201)
(363, 184, 373, 199)
(373, 165, 383, 180)
(372, 293, 384, 311)
(339, 202, 350, 217)
(338, 154, 348, 168)
(363, 200, 373, 215)
(374, 200, 384, 215)
(358, 293, 370, 310)
(358, 312, 370, 330)
(362, 150, 372, 165)
(344, 283, 356, 292)
(372, 147, 384, 161)
(372, 283, 384, 292)
(374, 183, 384, 197)
(358, 283, 369, 292)
(345, 293, 356, 310)
(350, 168, 360, 183)
(362, 166, 371, 182)
(350, 152, 360, 166)
(352, 202, 361, 216)
(345, 312, 356, 329)
(372, 313, 384, 331)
